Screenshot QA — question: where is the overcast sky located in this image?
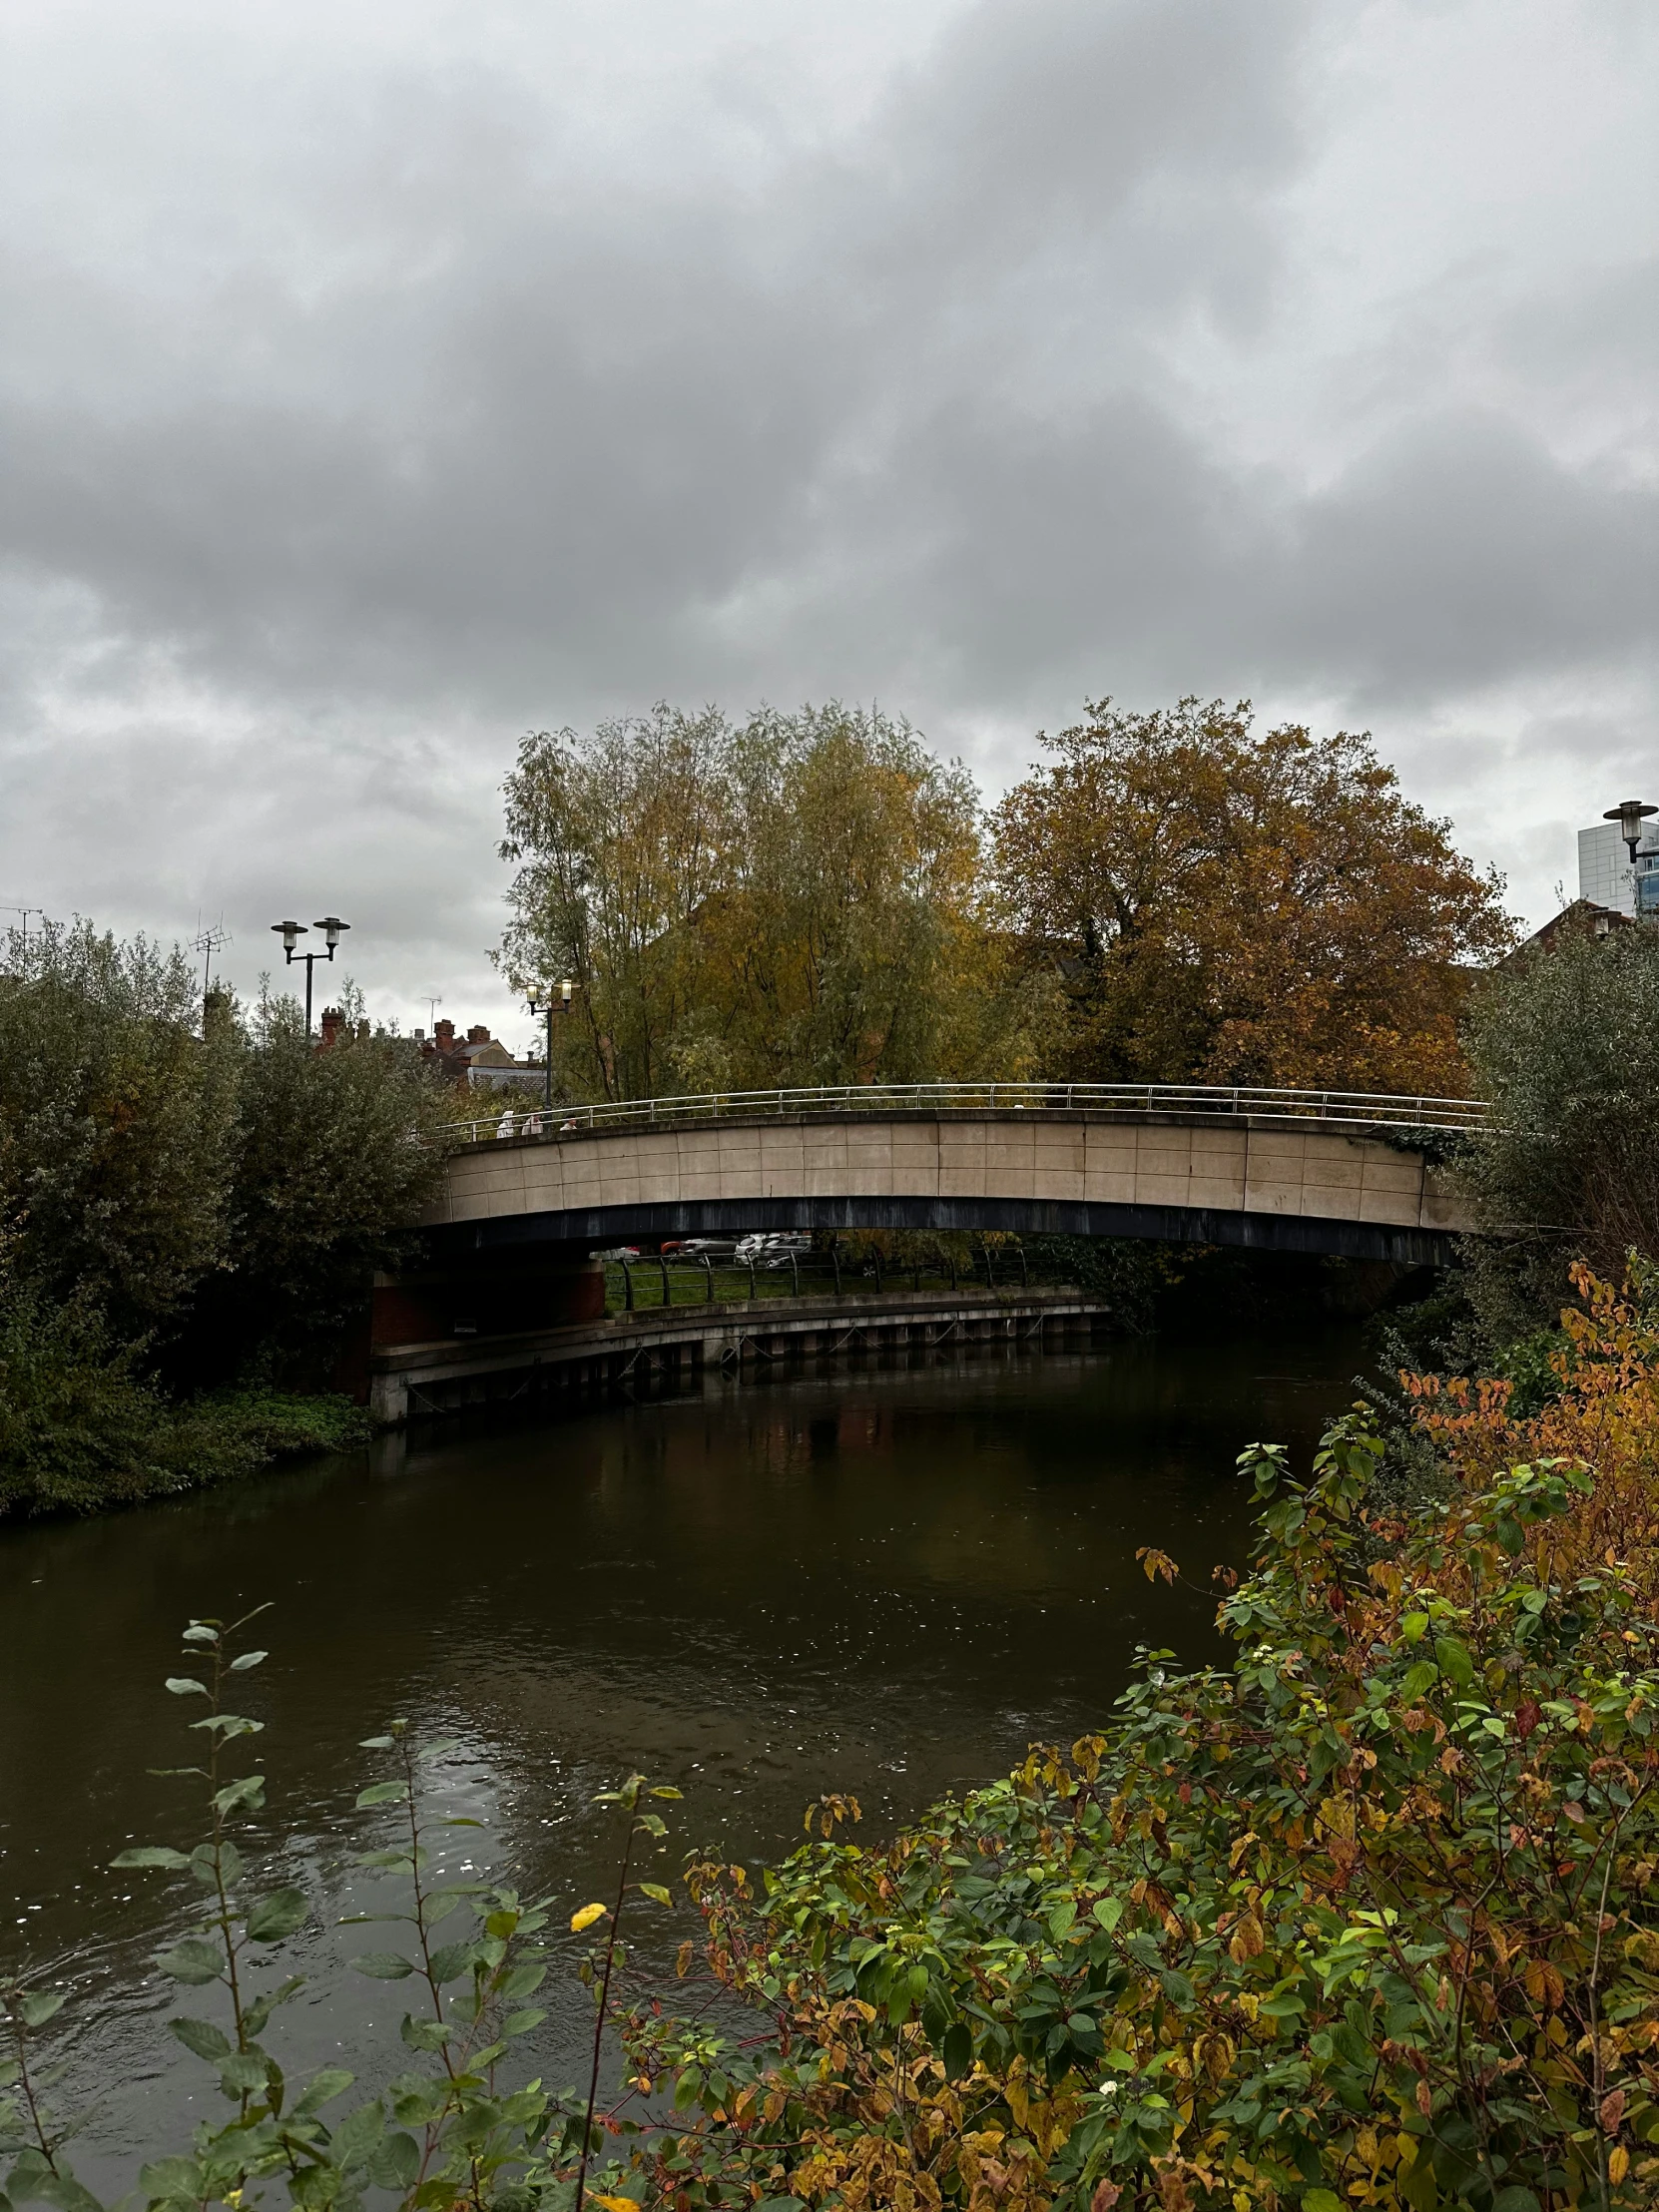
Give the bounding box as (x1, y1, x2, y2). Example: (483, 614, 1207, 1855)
(3, 0, 1654, 1049)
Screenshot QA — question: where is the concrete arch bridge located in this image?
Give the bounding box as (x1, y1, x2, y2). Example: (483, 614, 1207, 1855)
(428, 1079, 1477, 1263)
(360, 1083, 1480, 1417)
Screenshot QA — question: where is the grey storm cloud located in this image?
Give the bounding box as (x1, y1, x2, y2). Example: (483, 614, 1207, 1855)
(0, 0, 1654, 1033)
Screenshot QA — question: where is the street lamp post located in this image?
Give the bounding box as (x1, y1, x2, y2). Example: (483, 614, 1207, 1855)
(271, 915, 351, 1037)
(527, 977, 574, 1110)
(1603, 802, 1658, 918)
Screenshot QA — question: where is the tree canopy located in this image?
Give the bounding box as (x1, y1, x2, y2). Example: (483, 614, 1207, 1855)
(0, 924, 451, 1388)
(1454, 922, 1659, 1343)
(497, 702, 1046, 1100)
(992, 698, 1515, 1093)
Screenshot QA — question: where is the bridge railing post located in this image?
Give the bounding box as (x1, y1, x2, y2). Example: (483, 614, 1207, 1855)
(621, 1258, 635, 1312)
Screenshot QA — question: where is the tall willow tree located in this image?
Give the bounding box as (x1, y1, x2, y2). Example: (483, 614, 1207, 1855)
(497, 703, 1042, 1101)
(497, 707, 730, 1101)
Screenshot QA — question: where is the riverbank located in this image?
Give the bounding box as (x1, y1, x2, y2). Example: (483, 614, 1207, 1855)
(0, 1380, 373, 1519)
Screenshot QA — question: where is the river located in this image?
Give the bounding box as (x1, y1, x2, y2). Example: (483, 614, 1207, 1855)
(0, 1326, 1365, 2191)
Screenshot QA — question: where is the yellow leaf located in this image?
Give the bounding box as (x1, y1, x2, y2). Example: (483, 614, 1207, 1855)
(570, 1902, 609, 1933)
(591, 2197, 640, 2211)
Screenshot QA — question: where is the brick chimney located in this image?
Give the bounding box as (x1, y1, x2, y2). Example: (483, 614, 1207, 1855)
(318, 1006, 345, 1049)
(466, 1024, 490, 1044)
(434, 1018, 456, 1050)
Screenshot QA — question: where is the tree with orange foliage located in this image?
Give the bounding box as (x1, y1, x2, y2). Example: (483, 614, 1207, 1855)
(991, 697, 1516, 1093)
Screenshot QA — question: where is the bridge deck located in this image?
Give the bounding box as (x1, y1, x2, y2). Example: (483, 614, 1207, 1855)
(426, 1104, 1471, 1265)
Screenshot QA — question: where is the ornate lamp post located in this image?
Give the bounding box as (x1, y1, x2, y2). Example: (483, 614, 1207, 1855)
(527, 977, 574, 1110)
(271, 915, 350, 1037)
(1604, 799, 1657, 865)
(1603, 802, 1658, 918)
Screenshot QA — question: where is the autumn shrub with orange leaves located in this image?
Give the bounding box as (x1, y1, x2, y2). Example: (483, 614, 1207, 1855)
(616, 1272, 1659, 2210)
(1402, 1265, 1659, 1618)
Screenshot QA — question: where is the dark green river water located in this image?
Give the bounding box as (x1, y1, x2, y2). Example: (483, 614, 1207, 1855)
(0, 1329, 1364, 2190)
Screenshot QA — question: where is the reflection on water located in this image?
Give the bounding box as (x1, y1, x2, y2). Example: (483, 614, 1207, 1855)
(0, 1330, 1362, 2187)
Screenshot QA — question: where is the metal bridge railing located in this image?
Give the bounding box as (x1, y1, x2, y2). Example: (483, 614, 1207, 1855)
(445, 1079, 1486, 1151)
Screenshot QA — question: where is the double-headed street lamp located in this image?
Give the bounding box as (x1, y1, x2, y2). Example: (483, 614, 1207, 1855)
(271, 915, 351, 1036)
(528, 977, 574, 1110)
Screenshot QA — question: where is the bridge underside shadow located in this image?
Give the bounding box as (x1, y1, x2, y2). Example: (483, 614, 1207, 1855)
(433, 1194, 1454, 1269)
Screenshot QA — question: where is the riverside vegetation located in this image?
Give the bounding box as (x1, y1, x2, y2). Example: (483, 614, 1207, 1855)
(5, 1263, 1659, 2211)
(0, 920, 459, 1517)
(0, 691, 1521, 1518)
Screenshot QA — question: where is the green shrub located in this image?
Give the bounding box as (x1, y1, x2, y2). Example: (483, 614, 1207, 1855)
(0, 1260, 375, 1518)
(620, 1397, 1659, 2207)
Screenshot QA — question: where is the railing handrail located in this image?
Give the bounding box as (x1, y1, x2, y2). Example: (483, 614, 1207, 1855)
(442, 1079, 1487, 1150)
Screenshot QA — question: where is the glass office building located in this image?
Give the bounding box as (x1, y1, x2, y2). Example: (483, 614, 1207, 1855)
(1578, 820, 1659, 916)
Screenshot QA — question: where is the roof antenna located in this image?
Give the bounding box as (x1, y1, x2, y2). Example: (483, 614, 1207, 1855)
(0, 903, 46, 945)
(191, 913, 233, 1017)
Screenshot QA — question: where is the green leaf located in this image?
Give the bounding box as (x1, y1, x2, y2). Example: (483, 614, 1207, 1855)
(424, 1941, 477, 1985)
(354, 1782, 410, 1809)
(243, 1976, 305, 2040)
(289, 2067, 353, 2114)
(1092, 1897, 1124, 1932)
(154, 1938, 225, 1986)
(217, 2050, 271, 2097)
(164, 1677, 210, 1698)
(399, 2015, 452, 2052)
(190, 1714, 263, 1740)
(109, 1847, 192, 1871)
(350, 1951, 415, 1980)
(21, 2174, 105, 2212)
(368, 2131, 422, 2190)
(229, 1651, 268, 1671)
(169, 2016, 233, 2062)
(1433, 1637, 1474, 1689)
(501, 2007, 546, 2036)
(181, 1625, 219, 1644)
(1304, 2194, 1344, 2212)
(211, 1774, 266, 1817)
(138, 2158, 205, 2202)
(190, 1841, 243, 1890)
(638, 1883, 674, 1908)
(942, 2021, 973, 2081)
(16, 1994, 65, 2031)
(245, 1887, 309, 1942)
(649, 1786, 684, 1800)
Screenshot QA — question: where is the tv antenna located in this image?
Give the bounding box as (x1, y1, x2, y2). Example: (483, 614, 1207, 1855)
(0, 903, 45, 945)
(423, 994, 442, 1029)
(191, 914, 233, 1013)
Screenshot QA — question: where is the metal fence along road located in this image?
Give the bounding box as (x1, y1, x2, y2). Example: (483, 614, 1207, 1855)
(446, 1079, 1487, 1150)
